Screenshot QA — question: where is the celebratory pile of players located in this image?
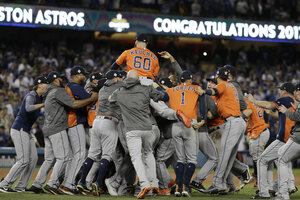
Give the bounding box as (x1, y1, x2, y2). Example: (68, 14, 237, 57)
(0, 34, 299, 200)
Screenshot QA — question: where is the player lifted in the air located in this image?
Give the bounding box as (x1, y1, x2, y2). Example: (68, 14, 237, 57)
(111, 33, 159, 86)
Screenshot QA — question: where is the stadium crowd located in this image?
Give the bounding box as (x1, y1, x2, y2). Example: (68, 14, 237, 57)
(0, 40, 299, 147)
(1, 0, 298, 22)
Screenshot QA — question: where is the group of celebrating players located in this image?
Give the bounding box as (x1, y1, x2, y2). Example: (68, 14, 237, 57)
(0, 34, 300, 200)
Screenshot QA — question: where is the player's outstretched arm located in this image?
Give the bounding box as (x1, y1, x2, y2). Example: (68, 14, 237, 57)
(245, 94, 276, 110)
(71, 92, 98, 108)
(158, 51, 183, 80)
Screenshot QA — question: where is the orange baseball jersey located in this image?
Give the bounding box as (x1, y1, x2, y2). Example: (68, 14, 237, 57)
(214, 81, 241, 119)
(207, 96, 224, 128)
(116, 47, 159, 79)
(87, 101, 98, 128)
(246, 99, 269, 139)
(166, 83, 199, 119)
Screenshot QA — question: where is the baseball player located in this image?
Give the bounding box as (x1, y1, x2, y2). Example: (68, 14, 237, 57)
(109, 70, 169, 199)
(166, 70, 206, 197)
(29, 71, 97, 195)
(0, 76, 47, 193)
(244, 98, 270, 190)
(276, 83, 300, 200)
(246, 82, 296, 199)
(84, 72, 103, 93)
(77, 70, 123, 196)
(190, 77, 219, 193)
(225, 65, 252, 190)
(59, 66, 92, 195)
(111, 34, 159, 86)
(205, 75, 225, 152)
(197, 67, 246, 194)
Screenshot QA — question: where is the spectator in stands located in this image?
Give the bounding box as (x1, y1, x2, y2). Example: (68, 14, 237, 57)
(0, 106, 13, 134)
(0, 125, 8, 147)
(191, 0, 201, 16)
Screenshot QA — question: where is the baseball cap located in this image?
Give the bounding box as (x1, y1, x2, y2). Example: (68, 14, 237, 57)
(70, 66, 87, 76)
(90, 72, 103, 81)
(277, 82, 295, 94)
(180, 70, 193, 82)
(136, 33, 148, 43)
(206, 75, 217, 84)
(216, 67, 229, 81)
(118, 71, 127, 78)
(105, 70, 119, 80)
(224, 65, 236, 78)
(295, 83, 300, 91)
(34, 76, 48, 86)
(159, 77, 173, 88)
(92, 78, 107, 92)
(47, 71, 62, 83)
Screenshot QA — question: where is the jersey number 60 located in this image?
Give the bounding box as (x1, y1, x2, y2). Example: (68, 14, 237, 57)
(133, 56, 151, 71)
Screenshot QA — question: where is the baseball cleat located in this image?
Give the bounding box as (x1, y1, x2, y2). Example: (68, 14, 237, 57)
(27, 185, 45, 194)
(0, 187, 17, 193)
(152, 187, 159, 196)
(92, 183, 100, 196)
(203, 186, 226, 194)
(105, 178, 118, 196)
(174, 185, 181, 197)
(190, 181, 205, 193)
(59, 185, 77, 195)
(176, 110, 192, 128)
(157, 188, 170, 196)
(289, 186, 298, 195)
(181, 184, 191, 197)
(137, 186, 151, 199)
(44, 184, 61, 195)
(76, 182, 90, 195)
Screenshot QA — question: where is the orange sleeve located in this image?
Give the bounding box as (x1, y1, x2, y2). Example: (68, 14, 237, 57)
(215, 82, 226, 94)
(116, 50, 128, 66)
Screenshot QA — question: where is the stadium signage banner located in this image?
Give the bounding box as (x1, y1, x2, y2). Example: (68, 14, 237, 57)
(1, 4, 300, 42)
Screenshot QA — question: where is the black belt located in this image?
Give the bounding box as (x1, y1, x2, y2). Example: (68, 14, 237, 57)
(261, 128, 268, 133)
(140, 76, 153, 80)
(224, 116, 240, 122)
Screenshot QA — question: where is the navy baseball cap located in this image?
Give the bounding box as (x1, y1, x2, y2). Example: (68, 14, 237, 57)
(277, 82, 295, 94)
(47, 71, 62, 83)
(206, 75, 217, 84)
(92, 78, 107, 92)
(90, 72, 103, 81)
(34, 76, 48, 86)
(216, 67, 229, 81)
(180, 70, 193, 82)
(118, 71, 127, 78)
(71, 66, 87, 76)
(105, 70, 119, 80)
(136, 33, 148, 43)
(295, 83, 300, 91)
(224, 65, 236, 78)
(159, 77, 173, 88)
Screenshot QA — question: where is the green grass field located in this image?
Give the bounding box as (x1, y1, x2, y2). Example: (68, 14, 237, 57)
(0, 169, 300, 200)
